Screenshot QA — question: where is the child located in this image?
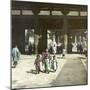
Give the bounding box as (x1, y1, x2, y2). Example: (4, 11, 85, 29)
(34, 54, 41, 74)
(12, 45, 20, 68)
(51, 55, 57, 72)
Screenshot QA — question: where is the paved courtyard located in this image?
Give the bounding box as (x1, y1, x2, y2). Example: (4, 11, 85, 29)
(12, 54, 87, 89)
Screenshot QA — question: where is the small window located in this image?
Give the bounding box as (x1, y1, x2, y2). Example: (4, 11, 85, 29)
(38, 10, 50, 15)
(12, 10, 20, 15)
(52, 11, 63, 15)
(80, 11, 87, 16)
(22, 10, 33, 15)
(67, 11, 79, 16)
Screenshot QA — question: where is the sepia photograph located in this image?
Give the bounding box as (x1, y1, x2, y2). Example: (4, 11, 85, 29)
(11, 0, 88, 89)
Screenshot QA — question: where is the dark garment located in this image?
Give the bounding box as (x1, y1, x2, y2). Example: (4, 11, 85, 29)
(79, 44, 83, 53)
(29, 45, 32, 55)
(68, 43, 73, 53)
(60, 45, 64, 54)
(57, 46, 60, 54)
(49, 46, 53, 54)
(85, 50, 87, 57)
(34, 58, 41, 73)
(77, 44, 83, 54)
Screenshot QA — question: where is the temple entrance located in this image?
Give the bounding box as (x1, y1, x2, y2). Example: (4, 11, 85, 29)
(25, 29, 35, 54)
(68, 30, 86, 53)
(12, 1, 87, 54)
(47, 30, 65, 54)
(47, 29, 87, 54)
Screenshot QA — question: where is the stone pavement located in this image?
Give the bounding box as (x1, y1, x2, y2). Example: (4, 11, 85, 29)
(12, 54, 87, 89)
(51, 54, 87, 86)
(12, 54, 67, 89)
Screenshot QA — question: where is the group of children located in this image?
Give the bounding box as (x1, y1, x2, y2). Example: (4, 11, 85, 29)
(34, 49, 57, 74)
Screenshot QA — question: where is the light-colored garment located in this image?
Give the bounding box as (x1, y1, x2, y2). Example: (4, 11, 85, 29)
(53, 59, 57, 70)
(40, 62, 45, 71)
(50, 59, 57, 71)
(53, 46, 57, 54)
(12, 47, 20, 61)
(45, 58, 50, 71)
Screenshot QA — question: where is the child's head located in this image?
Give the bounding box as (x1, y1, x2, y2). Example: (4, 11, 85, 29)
(37, 54, 40, 58)
(45, 48, 48, 52)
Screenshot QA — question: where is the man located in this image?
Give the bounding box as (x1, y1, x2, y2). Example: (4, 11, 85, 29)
(12, 45, 20, 68)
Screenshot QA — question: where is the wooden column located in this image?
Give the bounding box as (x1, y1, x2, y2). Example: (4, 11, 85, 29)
(38, 27, 47, 53)
(12, 17, 25, 54)
(32, 8, 40, 54)
(63, 18, 68, 53)
(61, 9, 69, 53)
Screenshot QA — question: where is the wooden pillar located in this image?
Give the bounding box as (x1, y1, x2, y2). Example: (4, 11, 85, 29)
(63, 17, 68, 53)
(38, 27, 47, 53)
(61, 8, 69, 53)
(32, 8, 40, 54)
(12, 17, 25, 54)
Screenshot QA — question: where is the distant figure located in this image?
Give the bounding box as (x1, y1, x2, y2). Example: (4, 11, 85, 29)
(28, 43, 32, 55)
(57, 44, 60, 54)
(50, 55, 57, 72)
(34, 54, 41, 74)
(77, 43, 83, 54)
(60, 44, 63, 54)
(61, 44, 66, 58)
(12, 45, 20, 68)
(53, 45, 57, 54)
(77, 43, 80, 53)
(69, 43, 73, 53)
(49, 46, 53, 54)
(62, 48, 66, 58)
(79, 43, 83, 54)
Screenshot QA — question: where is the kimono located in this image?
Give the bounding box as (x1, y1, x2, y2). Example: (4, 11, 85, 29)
(34, 58, 41, 73)
(51, 58, 57, 71)
(42, 52, 50, 73)
(12, 47, 20, 66)
(53, 59, 57, 71)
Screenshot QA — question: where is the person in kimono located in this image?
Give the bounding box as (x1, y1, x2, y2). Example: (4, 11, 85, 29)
(12, 45, 20, 68)
(34, 54, 41, 74)
(49, 55, 53, 71)
(43, 49, 51, 73)
(50, 55, 57, 72)
(61, 44, 66, 58)
(52, 55, 57, 72)
(53, 45, 57, 54)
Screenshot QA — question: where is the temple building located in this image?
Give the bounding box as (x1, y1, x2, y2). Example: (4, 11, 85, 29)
(12, 1, 87, 54)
